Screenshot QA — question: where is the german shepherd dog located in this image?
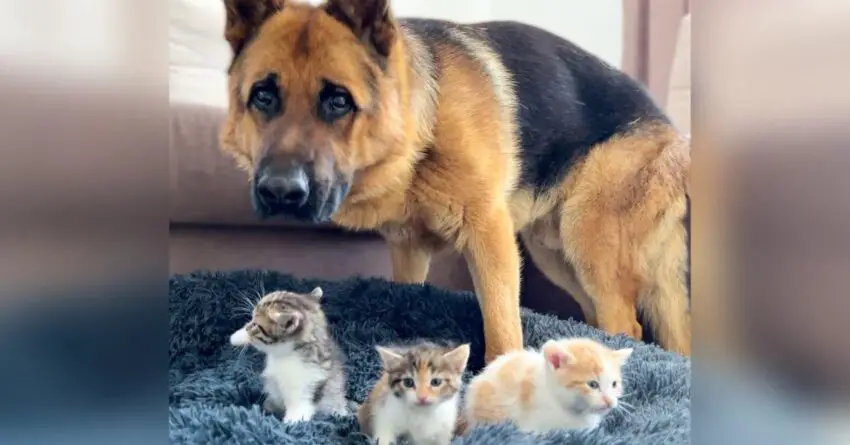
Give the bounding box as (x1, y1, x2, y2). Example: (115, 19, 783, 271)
(219, 0, 691, 361)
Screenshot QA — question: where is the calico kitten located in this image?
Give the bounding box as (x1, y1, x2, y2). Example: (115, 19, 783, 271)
(229, 286, 349, 422)
(464, 337, 632, 434)
(358, 342, 471, 445)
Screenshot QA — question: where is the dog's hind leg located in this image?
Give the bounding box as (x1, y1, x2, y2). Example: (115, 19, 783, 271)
(520, 229, 598, 327)
(559, 205, 645, 341)
(556, 123, 691, 355)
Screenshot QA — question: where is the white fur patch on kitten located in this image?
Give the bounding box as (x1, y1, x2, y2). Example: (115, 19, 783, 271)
(372, 392, 460, 445)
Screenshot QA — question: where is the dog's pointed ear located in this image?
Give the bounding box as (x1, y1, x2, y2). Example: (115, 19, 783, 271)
(324, 0, 396, 61)
(223, 0, 286, 59)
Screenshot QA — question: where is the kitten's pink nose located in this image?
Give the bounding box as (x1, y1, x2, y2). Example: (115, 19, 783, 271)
(417, 397, 431, 405)
(602, 396, 614, 408)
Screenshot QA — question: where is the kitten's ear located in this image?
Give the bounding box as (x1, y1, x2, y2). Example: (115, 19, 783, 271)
(612, 348, 634, 364)
(271, 310, 302, 333)
(308, 286, 323, 300)
(223, 0, 285, 58)
(542, 341, 575, 370)
(443, 344, 471, 373)
(324, 0, 396, 61)
(375, 346, 404, 369)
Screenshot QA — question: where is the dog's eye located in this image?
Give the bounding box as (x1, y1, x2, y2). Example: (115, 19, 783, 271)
(318, 82, 355, 123)
(249, 83, 280, 116)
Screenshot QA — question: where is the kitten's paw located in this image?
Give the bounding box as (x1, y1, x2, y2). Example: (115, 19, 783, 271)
(373, 434, 397, 445)
(283, 407, 316, 423)
(262, 398, 283, 415)
(345, 400, 361, 413)
(417, 435, 452, 445)
(283, 413, 312, 423)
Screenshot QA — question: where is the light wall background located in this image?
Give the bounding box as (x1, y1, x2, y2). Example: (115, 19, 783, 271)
(170, 0, 624, 106)
(388, 0, 623, 69)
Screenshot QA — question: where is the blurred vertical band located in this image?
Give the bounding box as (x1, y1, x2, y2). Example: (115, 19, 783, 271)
(0, 0, 168, 443)
(694, 0, 850, 444)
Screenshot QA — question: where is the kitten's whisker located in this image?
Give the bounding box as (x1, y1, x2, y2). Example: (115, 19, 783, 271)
(231, 344, 249, 366)
(616, 401, 637, 418)
(233, 307, 254, 318)
(238, 289, 257, 306)
(233, 290, 258, 317)
(616, 408, 636, 422)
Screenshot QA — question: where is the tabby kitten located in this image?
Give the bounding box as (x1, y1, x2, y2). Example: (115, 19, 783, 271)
(464, 337, 632, 434)
(358, 342, 471, 445)
(229, 286, 349, 422)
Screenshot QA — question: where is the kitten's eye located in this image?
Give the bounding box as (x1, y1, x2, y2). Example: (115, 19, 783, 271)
(612, 381, 618, 388)
(430, 378, 443, 387)
(588, 380, 600, 389)
(402, 378, 415, 389)
(318, 83, 356, 122)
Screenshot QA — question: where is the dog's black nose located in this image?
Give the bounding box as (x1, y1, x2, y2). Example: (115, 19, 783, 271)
(254, 167, 310, 215)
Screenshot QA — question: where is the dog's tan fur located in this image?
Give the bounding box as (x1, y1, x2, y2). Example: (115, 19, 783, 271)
(519, 124, 691, 354)
(220, 0, 691, 361)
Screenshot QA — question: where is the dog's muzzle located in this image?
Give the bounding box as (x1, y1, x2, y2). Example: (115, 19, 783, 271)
(254, 165, 310, 215)
(251, 162, 349, 223)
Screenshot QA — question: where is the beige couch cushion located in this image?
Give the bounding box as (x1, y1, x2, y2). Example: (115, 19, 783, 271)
(170, 102, 246, 225)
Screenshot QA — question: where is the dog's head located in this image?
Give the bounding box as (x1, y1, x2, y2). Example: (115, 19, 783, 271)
(220, 0, 404, 222)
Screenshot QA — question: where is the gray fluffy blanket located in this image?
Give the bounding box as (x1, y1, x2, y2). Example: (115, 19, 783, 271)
(169, 270, 690, 444)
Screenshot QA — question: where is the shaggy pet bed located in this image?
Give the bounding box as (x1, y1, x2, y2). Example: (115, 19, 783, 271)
(170, 270, 691, 444)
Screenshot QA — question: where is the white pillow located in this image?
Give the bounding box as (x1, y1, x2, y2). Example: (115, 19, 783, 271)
(169, 0, 231, 107)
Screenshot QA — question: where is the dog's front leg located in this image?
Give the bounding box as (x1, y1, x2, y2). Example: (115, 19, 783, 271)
(389, 242, 432, 284)
(462, 206, 523, 363)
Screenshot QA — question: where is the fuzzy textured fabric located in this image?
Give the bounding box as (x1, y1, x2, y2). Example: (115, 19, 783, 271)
(170, 270, 691, 444)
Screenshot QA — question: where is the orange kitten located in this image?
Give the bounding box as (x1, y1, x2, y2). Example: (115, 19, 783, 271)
(464, 337, 632, 434)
